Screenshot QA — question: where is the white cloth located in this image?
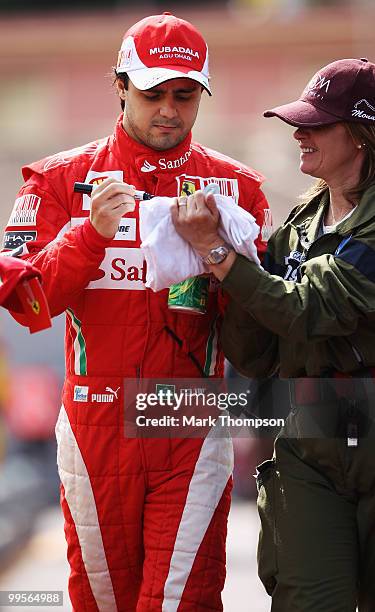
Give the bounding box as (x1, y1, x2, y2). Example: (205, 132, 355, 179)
(139, 195, 260, 291)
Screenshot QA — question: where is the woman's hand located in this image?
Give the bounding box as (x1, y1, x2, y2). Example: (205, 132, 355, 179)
(171, 189, 237, 280)
(171, 190, 224, 257)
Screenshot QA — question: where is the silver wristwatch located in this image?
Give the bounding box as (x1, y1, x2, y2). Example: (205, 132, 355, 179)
(202, 244, 231, 265)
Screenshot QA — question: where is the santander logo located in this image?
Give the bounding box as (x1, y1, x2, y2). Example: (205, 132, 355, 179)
(141, 149, 192, 173)
(141, 161, 157, 173)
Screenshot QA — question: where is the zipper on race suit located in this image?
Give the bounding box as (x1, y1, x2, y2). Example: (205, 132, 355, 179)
(163, 326, 207, 378)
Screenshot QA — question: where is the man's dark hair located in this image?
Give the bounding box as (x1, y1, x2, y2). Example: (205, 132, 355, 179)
(114, 72, 129, 111)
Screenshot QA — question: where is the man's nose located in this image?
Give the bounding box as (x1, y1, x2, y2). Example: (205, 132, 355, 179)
(159, 101, 178, 119)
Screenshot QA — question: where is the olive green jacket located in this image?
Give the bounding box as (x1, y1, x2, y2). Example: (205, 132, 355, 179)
(221, 185, 375, 377)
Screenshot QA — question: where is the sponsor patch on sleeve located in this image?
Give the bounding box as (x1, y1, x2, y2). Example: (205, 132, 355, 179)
(261, 209, 273, 242)
(8, 194, 41, 226)
(3, 231, 37, 249)
(1, 244, 30, 257)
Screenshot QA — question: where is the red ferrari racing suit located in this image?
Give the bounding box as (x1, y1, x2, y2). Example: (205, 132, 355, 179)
(4, 115, 269, 611)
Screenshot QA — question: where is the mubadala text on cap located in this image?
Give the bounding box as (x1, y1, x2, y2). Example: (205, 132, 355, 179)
(149, 46, 199, 58)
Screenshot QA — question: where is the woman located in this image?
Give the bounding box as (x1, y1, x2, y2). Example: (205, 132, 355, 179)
(171, 58, 375, 612)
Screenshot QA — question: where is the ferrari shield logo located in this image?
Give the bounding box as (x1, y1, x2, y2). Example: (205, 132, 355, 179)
(31, 300, 40, 315)
(180, 181, 196, 196)
(176, 175, 239, 203)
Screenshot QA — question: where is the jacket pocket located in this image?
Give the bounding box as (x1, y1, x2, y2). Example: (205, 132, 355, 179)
(256, 458, 278, 596)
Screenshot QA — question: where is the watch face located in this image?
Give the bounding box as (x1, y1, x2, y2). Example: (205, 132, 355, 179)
(211, 249, 225, 263)
(206, 245, 229, 264)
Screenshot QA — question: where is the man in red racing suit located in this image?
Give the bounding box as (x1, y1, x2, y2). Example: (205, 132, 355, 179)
(3, 13, 270, 612)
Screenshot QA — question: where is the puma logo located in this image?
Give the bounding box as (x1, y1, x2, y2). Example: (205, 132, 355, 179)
(105, 386, 120, 399)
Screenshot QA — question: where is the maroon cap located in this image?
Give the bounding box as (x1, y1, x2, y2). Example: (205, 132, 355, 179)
(0, 256, 51, 333)
(264, 58, 375, 127)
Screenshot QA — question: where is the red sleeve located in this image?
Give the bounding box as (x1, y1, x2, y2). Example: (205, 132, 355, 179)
(251, 188, 272, 261)
(3, 173, 111, 317)
(238, 184, 271, 261)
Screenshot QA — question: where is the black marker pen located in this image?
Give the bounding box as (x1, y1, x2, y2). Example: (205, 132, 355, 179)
(73, 182, 154, 200)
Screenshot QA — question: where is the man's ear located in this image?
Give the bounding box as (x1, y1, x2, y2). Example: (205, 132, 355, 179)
(116, 79, 127, 101)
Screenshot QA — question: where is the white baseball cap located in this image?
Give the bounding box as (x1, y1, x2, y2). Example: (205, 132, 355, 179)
(116, 12, 211, 95)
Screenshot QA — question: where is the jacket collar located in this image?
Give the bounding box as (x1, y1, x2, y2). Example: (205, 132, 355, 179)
(109, 114, 193, 176)
(289, 184, 375, 247)
(337, 184, 375, 234)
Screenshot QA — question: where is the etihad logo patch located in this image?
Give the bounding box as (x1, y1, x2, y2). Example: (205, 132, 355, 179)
(3, 231, 36, 249)
(1, 244, 30, 258)
(9, 194, 41, 226)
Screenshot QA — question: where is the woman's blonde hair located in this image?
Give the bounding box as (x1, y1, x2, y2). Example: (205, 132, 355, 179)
(299, 122, 375, 206)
